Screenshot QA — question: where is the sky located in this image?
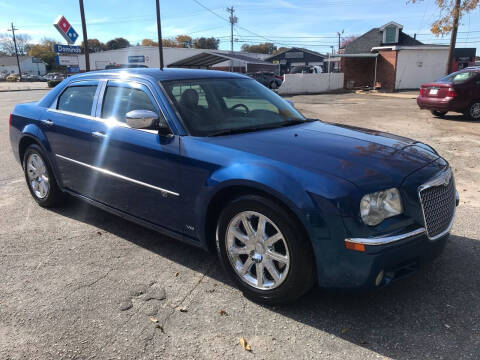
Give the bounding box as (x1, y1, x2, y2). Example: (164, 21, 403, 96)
(0, 0, 479, 53)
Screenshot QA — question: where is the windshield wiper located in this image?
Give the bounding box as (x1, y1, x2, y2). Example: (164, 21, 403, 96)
(207, 127, 264, 137)
(207, 119, 315, 137)
(278, 118, 315, 127)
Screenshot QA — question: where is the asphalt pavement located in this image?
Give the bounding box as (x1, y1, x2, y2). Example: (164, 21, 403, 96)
(0, 90, 479, 359)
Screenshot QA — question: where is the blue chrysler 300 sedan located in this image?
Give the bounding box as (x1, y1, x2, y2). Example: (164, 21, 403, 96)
(9, 68, 458, 304)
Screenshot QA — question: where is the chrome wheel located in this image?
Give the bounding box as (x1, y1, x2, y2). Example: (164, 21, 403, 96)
(225, 211, 290, 290)
(470, 103, 480, 119)
(26, 153, 50, 199)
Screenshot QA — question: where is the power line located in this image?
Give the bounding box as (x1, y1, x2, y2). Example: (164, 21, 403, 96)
(192, 0, 230, 22)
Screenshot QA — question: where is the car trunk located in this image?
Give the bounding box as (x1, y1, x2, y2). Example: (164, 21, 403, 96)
(420, 83, 452, 98)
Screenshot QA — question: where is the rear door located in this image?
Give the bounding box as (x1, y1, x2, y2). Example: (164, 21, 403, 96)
(42, 80, 100, 194)
(89, 79, 184, 233)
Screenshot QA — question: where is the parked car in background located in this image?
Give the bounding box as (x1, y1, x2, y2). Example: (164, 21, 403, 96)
(43, 73, 65, 81)
(6, 73, 20, 82)
(9, 68, 458, 304)
(417, 67, 480, 120)
(290, 65, 324, 74)
(247, 72, 283, 89)
(24, 74, 47, 82)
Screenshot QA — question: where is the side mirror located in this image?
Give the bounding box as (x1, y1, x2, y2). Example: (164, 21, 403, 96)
(125, 110, 159, 129)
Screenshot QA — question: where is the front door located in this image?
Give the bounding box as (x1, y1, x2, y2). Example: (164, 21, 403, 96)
(42, 80, 100, 194)
(89, 80, 184, 234)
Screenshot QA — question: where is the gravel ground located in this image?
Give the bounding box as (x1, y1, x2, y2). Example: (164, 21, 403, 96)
(0, 90, 479, 359)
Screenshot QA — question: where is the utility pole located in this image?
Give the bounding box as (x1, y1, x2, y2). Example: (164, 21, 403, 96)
(226, 6, 237, 72)
(7, 23, 22, 80)
(446, 0, 461, 75)
(337, 30, 342, 52)
(156, 0, 164, 69)
(79, 0, 90, 71)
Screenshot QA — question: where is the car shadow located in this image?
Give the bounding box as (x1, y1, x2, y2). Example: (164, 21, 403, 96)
(51, 196, 480, 360)
(435, 113, 477, 123)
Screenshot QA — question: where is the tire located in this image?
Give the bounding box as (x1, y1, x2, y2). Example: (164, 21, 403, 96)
(431, 110, 447, 118)
(216, 195, 315, 304)
(23, 144, 64, 208)
(465, 102, 480, 121)
(269, 81, 278, 90)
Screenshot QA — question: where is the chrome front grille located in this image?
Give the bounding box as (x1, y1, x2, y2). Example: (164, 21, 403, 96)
(419, 168, 456, 240)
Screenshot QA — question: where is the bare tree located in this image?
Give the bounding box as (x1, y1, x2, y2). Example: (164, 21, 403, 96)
(0, 33, 31, 56)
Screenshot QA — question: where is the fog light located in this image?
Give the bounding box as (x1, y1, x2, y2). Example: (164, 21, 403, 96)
(375, 270, 384, 287)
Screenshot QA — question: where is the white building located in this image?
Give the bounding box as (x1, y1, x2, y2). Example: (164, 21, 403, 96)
(77, 46, 271, 71)
(0, 56, 47, 75)
(371, 45, 449, 90)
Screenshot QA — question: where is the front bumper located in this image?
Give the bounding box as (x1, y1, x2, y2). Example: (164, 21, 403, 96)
(312, 187, 458, 289)
(315, 228, 449, 289)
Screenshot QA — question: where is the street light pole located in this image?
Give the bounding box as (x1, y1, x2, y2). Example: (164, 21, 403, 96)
(79, 0, 90, 71)
(8, 23, 22, 80)
(156, 0, 164, 69)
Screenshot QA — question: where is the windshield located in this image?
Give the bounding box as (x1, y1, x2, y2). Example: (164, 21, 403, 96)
(436, 71, 476, 84)
(161, 78, 306, 136)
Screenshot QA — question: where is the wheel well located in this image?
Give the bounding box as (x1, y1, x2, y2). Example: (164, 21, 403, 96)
(18, 137, 39, 166)
(204, 185, 311, 253)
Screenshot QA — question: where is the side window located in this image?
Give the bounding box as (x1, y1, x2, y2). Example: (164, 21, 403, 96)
(57, 85, 97, 116)
(102, 84, 157, 123)
(452, 71, 475, 83)
(170, 84, 209, 109)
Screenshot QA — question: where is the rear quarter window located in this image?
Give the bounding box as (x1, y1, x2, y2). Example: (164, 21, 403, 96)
(57, 85, 97, 116)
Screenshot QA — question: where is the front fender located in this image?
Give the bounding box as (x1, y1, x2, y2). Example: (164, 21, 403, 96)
(194, 162, 325, 247)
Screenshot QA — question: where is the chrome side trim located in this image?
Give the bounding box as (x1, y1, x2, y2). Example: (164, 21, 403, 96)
(55, 154, 180, 197)
(345, 227, 426, 246)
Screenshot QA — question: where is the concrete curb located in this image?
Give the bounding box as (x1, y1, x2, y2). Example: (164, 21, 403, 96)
(354, 90, 418, 99)
(0, 88, 50, 93)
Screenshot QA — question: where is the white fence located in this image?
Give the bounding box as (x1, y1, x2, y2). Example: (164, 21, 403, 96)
(276, 73, 344, 95)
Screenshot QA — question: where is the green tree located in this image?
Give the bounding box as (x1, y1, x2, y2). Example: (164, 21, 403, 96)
(410, 0, 479, 35)
(273, 46, 289, 55)
(141, 38, 158, 46)
(241, 42, 277, 54)
(176, 35, 193, 48)
(80, 38, 107, 53)
(27, 38, 57, 70)
(162, 38, 178, 47)
(106, 37, 130, 50)
(193, 37, 220, 50)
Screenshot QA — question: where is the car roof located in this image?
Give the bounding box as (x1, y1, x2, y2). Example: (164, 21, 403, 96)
(464, 66, 480, 71)
(69, 67, 250, 82)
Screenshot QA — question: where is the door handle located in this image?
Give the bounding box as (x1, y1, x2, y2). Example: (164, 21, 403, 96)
(40, 119, 54, 126)
(91, 131, 107, 138)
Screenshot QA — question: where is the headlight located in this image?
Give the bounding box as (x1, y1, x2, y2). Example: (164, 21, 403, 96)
(360, 188, 403, 226)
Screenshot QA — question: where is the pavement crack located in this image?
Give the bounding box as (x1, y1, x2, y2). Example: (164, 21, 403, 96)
(161, 260, 215, 331)
(70, 269, 113, 294)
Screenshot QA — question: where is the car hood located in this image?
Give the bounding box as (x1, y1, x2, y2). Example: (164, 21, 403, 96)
(200, 121, 439, 191)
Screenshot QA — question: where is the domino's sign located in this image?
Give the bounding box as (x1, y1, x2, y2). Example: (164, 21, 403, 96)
(53, 15, 79, 45)
(54, 44, 81, 54)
